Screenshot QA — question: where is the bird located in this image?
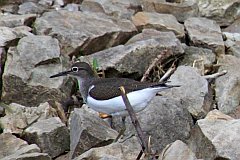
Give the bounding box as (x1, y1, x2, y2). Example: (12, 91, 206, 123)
(50, 62, 179, 117)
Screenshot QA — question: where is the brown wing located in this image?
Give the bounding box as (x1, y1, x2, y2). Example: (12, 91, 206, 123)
(88, 78, 166, 100)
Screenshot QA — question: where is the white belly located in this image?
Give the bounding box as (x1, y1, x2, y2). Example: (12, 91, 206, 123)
(86, 88, 158, 116)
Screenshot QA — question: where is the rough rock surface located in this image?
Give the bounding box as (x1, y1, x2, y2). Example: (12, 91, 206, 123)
(0, 27, 18, 47)
(159, 140, 198, 160)
(0, 133, 51, 160)
(197, 0, 240, 26)
(0, 102, 58, 134)
(81, 31, 184, 77)
(215, 55, 240, 118)
(185, 17, 225, 55)
(165, 66, 213, 119)
(141, 0, 199, 22)
(223, 18, 240, 33)
(0, 13, 36, 28)
(132, 11, 185, 39)
(124, 96, 193, 152)
(34, 10, 137, 55)
(1, 35, 72, 107)
(23, 117, 69, 158)
(74, 136, 141, 160)
(188, 109, 240, 160)
(69, 108, 118, 159)
(224, 32, 240, 57)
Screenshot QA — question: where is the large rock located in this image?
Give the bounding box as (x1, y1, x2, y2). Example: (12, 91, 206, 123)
(132, 11, 185, 39)
(23, 117, 69, 158)
(69, 108, 118, 159)
(0, 27, 18, 47)
(165, 66, 213, 119)
(197, 0, 240, 26)
(159, 140, 197, 160)
(223, 18, 240, 33)
(124, 96, 193, 152)
(0, 133, 51, 160)
(74, 136, 141, 160)
(215, 55, 240, 118)
(0, 102, 58, 134)
(0, 13, 36, 28)
(81, 0, 141, 19)
(1, 35, 72, 107)
(185, 17, 225, 55)
(188, 109, 240, 159)
(18, 2, 46, 15)
(141, 0, 199, 22)
(80, 31, 184, 77)
(34, 10, 137, 55)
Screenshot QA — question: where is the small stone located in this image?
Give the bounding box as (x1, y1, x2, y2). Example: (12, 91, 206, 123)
(0, 14, 36, 28)
(0, 27, 18, 47)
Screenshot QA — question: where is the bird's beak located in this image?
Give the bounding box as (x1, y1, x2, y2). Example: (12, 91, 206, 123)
(50, 70, 71, 78)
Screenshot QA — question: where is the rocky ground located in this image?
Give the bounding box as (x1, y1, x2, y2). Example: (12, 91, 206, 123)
(0, 0, 240, 160)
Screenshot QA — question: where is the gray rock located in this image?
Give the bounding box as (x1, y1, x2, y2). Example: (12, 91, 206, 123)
(180, 45, 216, 73)
(3, 153, 52, 160)
(223, 18, 240, 33)
(0, 14, 36, 28)
(39, 0, 54, 6)
(0, 102, 58, 134)
(13, 26, 34, 38)
(0, 27, 18, 47)
(23, 117, 69, 158)
(197, 0, 240, 26)
(185, 17, 225, 55)
(1, 35, 72, 107)
(165, 66, 213, 119)
(74, 136, 141, 160)
(215, 55, 240, 118)
(0, 133, 51, 160)
(0, 4, 19, 14)
(18, 2, 46, 15)
(141, 0, 199, 22)
(125, 96, 193, 152)
(159, 140, 197, 160)
(80, 32, 184, 77)
(34, 10, 137, 55)
(81, 0, 141, 19)
(69, 108, 118, 159)
(64, 3, 80, 11)
(224, 32, 240, 58)
(188, 109, 240, 160)
(132, 11, 185, 39)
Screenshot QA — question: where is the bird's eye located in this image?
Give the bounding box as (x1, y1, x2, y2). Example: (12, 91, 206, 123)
(72, 67, 78, 72)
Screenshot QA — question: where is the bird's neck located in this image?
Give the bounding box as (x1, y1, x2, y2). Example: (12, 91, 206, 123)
(76, 76, 96, 103)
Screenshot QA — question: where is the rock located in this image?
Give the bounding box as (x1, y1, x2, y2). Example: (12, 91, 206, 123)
(165, 66, 213, 119)
(141, 0, 199, 22)
(23, 117, 69, 158)
(197, 0, 240, 26)
(215, 55, 240, 118)
(81, 0, 141, 19)
(132, 11, 185, 39)
(34, 10, 137, 55)
(188, 109, 240, 159)
(0, 102, 58, 134)
(0, 4, 19, 14)
(223, 18, 240, 33)
(223, 32, 240, 57)
(18, 2, 46, 15)
(0, 13, 36, 28)
(185, 17, 224, 55)
(1, 35, 72, 107)
(80, 31, 184, 77)
(69, 108, 118, 159)
(13, 26, 34, 38)
(0, 27, 18, 47)
(159, 140, 198, 160)
(74, 136, 141, 160)
(0, 133, 51, 160)
(121, 96, 193, 153)
(39, 0, 54, 6)
(180, 45, 216, 73)
(64, 3, 80, 11)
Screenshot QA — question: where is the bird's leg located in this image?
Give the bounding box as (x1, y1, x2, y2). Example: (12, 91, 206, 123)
(114, 116, 126, 142)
